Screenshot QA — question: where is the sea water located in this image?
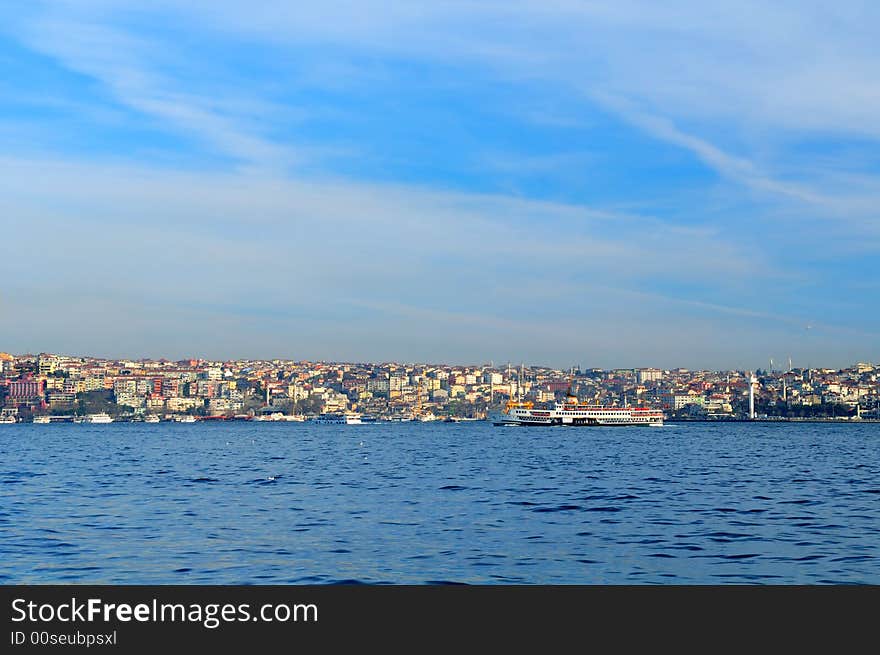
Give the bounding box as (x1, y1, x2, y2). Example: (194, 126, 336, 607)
(2, 421, 878, 584)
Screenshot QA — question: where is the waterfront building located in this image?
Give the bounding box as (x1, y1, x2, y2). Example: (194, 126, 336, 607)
(8, 378, 45, 403)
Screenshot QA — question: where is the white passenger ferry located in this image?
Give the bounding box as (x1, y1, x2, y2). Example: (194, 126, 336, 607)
(314, 412, 363, 425)
(496, 392, 663, 427)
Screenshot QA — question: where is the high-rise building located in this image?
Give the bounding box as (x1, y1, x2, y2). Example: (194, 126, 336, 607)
(636, 368, 663, 384)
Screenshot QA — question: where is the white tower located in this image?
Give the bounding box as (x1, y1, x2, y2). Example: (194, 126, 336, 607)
(519, 363, 524, 402)
(749, 371, 757, 420)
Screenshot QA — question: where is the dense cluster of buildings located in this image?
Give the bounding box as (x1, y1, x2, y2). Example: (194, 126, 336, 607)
(0, 351, 878, 422)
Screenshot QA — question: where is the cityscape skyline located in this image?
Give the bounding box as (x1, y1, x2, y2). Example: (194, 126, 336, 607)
(0, 342, 876, 374)
(3, 350, 877, 424)
(2, 347, 876, 375)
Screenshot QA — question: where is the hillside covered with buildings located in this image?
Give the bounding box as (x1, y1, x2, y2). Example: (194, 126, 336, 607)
(1, 352, 878, 422)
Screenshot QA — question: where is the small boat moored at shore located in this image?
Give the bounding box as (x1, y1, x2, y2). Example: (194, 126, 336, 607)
(314, 412, 364, 425)
(83, 413, 114, 424)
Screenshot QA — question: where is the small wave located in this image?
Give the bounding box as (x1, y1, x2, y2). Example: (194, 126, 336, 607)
(191, 477, 219, 483)
(424, 580, 468, 585)
(705, 531, 751, 539)
(532, 504, 582, 513)
(439, 485, 468, 491)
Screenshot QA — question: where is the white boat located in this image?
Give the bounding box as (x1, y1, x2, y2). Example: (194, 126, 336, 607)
(0, 415, 16, 424)
(83, 413, 114, 423)
(144, 415, 160, 423)
(496, 392, 664, 427)
(255, 411, 306, 422)
(33, 416, 51, 424)
(177, 415, 198, 423)
(314, 412, 363, 425)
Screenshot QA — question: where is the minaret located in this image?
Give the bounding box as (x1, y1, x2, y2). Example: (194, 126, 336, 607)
(749, 371, 757, 420)
(519, 363, 524, 402)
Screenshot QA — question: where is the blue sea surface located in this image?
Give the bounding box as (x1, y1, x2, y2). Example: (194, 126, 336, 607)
(1, 421, 878, 584)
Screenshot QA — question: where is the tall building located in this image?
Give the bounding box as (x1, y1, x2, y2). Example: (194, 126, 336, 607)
(38, 355, 58, 376)
(637, 368, 663, 384)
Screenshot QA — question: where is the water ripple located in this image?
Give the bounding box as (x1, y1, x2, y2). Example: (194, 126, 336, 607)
(1, 421, 879, 583)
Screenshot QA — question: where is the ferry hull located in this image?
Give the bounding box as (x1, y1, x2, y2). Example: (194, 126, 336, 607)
(503, 419, 663, 427)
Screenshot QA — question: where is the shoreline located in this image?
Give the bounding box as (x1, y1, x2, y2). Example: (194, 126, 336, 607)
(667, 417, 880, 424)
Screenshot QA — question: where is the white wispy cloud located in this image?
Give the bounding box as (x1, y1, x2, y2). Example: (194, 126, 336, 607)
(21, 0, 877, 228)
(0, 154, 796, 365)
(3, 1, 878, 365)
(14, 10, 295, 171)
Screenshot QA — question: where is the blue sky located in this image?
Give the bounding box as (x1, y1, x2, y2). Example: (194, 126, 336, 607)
(1, 1, 878, 369)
